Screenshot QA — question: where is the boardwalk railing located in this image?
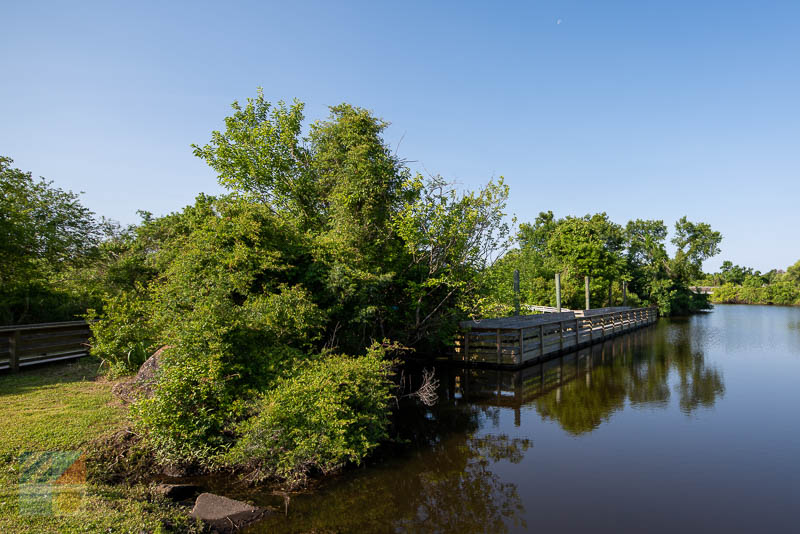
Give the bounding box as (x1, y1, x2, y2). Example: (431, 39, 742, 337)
(0, 321, 91, 372)
(456, 306, 657, 367)
(523, 305, 573, 313)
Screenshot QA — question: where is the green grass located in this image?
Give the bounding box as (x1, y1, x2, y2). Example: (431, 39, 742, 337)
(0, 359, 202, 533)
(0, 359, 122, 458)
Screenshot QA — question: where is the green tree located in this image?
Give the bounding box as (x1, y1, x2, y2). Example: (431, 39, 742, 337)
(0, 156, 102, 324)
(192, 90, 509, 351)
(393, 174, 511, 341)
(670, 216, 722, 282)
(786, 260, 800, 284)
(88, 92, 513, 476)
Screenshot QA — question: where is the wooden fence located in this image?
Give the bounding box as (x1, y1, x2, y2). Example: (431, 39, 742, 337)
(523, 305, 573, 313)
(456, 306, 657, 367)
(0, 321, 91, 372)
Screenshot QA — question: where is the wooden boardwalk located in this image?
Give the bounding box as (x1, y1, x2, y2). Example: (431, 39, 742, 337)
(448, 331, 647, 426)
(0, 321, 91, 372)
(455, 306, 657, 368)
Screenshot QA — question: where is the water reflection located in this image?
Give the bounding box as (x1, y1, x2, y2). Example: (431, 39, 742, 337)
(244, 317, 732, 533)
(446, 324, 725, 434)
(246, 411, 532, 533)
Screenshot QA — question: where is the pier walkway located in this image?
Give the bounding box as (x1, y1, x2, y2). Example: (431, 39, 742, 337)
(455, 306, 657, 368)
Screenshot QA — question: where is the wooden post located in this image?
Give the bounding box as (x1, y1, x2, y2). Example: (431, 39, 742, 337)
(622, 281, 627, 306)
(559, 321, 564, 351)
(517, 329, 523, 365)
(585, 276, 590, 310)
(539, 324, 544, 357)
(575, 318, 580, 346)
(513, 269, 520, 316)
(9, 329, 20, 373)
(496, 329, 501, 364)
(555, 273, 562, 312)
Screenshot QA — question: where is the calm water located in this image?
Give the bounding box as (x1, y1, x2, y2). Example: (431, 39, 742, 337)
(244, 305, 800, 533)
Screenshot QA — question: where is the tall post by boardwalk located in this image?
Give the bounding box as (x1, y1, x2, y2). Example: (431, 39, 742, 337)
(585, 276, 590, 310)
(555, 273, 562, 312)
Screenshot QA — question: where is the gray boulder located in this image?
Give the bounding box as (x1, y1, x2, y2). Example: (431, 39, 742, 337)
(112, 345, 171, 402)
(190, 493, 269, 532)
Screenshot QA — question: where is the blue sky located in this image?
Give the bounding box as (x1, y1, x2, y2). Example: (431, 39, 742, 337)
(2, 1, 798, 272)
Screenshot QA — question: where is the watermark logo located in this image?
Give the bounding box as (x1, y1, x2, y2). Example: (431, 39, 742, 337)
(17, 451, 85, 516)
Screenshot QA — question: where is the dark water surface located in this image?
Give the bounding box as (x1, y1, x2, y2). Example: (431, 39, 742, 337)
(245, 305, 800, 533)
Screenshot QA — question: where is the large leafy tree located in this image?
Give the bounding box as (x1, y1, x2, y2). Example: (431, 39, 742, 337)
(623, 216, 722, 315)
(393, 174, 511, 342)
(546, 213, 625, 283)
(0, 157, 100, 285)
(0, 156, 103, 323)
(88, 92, 512, 468)
(485, 212, 626, 312)
(670, 216, 722, 281)
(191, 89, 508, 351)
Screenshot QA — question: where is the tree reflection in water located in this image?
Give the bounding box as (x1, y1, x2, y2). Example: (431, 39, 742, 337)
(247, 399, 531, 533)
(458, 319, 725, 435)
(244, 319, 724, 532)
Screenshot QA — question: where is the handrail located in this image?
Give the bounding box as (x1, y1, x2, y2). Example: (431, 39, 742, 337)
(0, 320, 89, 333)
(0, 320, 91, 372)
(463, 307, 657, 331)
(457, 306, 658, 366)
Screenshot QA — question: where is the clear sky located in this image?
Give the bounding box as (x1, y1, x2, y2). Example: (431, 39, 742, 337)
(2, 1, 798, 272)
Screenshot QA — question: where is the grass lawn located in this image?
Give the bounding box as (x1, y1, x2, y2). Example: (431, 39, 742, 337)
(0, 359, 202, 533)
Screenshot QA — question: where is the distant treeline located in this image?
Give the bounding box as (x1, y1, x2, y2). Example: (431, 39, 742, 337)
(696, 260, 800, 306)
(482, 212, 722, 317)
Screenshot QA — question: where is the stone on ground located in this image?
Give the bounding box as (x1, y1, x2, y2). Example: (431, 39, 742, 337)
(190, 492, 268, 532)
(112, 345, 171, 402)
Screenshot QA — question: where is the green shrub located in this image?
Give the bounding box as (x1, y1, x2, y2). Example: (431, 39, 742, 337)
(226, 346, 394, 488)
(87, 289, 158, 376)
(131, 350, 246, 466)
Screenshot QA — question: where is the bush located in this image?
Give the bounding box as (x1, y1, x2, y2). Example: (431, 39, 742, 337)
(87, 289, 157, 376)
(226, 346, 394, 488)
(130, 350, 247, 466)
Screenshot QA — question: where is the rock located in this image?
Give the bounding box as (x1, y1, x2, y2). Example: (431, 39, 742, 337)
(161, 464, 190, 478)
(153, 483, 200, 502)
(112, 346, 172, 402)
(134, 345, 171, 393)
(190, 493, 268, 532)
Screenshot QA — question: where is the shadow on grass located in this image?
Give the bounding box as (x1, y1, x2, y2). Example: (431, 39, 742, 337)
(0, 358, 105, 398)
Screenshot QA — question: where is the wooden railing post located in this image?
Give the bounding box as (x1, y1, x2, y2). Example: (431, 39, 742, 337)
(496, 329, 501, 364)
(9, 329, 20, 373)
(559, 321, 564, 351)
(539, 324, 545, 357)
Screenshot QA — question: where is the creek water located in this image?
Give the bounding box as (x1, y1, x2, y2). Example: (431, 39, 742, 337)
(239, 304, 800, 533)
